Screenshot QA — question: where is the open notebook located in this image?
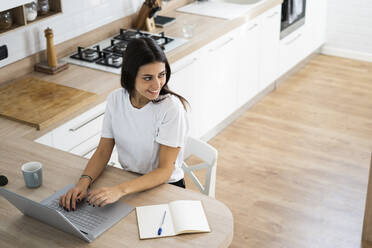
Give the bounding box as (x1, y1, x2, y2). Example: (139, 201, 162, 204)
(136, 200, 211, 239)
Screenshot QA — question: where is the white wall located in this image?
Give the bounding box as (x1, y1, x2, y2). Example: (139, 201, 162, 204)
(322, 0, 372, 62)
(0, 0, 143, 68)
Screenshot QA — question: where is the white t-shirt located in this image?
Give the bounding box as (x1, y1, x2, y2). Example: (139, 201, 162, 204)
(101, 88, 189, 183)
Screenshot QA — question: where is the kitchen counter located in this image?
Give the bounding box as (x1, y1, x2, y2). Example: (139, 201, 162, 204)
(0, 0, 283, 141)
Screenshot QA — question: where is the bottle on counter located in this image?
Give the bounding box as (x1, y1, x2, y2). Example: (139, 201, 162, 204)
(25, 1, 38, 22)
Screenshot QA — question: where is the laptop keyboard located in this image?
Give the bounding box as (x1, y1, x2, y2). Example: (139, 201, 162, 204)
(46, 199, 107, 231)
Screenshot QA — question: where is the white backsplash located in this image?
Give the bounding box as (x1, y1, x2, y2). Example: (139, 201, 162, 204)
(0, 0, 143, 69)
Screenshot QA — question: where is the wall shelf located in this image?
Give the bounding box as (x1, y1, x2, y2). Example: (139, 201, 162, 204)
(0, 0, 62, 35)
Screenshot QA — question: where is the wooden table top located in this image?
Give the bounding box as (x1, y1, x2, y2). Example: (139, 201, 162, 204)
(0, 137, 233, 247)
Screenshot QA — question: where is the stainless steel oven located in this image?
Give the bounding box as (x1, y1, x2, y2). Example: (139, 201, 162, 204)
(280, 0, 306, 39)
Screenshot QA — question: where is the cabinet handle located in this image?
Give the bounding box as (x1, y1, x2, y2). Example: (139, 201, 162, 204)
(267, 11, 279, 19)
(69, 111, 105, 132)
(172, 58, 197, 74)
(285, 33, 302, 46)
(209, 38, 234, 52)
(82, 145, 98, 157)
(247, 23, 258, 31)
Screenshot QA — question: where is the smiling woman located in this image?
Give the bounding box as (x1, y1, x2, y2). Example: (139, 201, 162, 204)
(121, 38, 189, 110)
(59, 37, 190, 211)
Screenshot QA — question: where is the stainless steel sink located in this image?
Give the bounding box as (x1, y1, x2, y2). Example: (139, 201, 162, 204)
(211, 0, 262, 5)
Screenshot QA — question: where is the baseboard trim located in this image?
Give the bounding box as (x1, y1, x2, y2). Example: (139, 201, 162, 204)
(321, 45, 372, 63)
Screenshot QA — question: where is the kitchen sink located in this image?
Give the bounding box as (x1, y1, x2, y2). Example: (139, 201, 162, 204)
(210, 0, 262, 5)
(177, 0, 263, 20)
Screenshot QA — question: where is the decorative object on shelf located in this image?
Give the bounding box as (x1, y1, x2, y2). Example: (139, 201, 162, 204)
(25, 1, 38, 22)
(134, 0, 162, 32)
(0, 11, 13, 31)
(38, 0, 50, 15)
(35, 27, 69, 74)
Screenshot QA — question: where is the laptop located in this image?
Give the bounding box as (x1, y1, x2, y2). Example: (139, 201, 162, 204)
(0, 184, 134, 242)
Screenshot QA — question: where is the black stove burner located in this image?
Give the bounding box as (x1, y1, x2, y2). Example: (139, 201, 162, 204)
(70, 45, 102, 62)
(150, 32, 173, 47)
(114, 29, 148, 41)
(113, 29, 173, 49)
(103, 39, 128, 55)
(96, 52, 123, 68)
(70, 29, 176, 69)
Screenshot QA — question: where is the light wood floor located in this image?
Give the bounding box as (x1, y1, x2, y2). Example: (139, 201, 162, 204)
(185, 54, 372, 247)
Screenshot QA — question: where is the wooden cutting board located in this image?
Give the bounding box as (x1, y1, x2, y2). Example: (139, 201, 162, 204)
(0, 77, 98, 130)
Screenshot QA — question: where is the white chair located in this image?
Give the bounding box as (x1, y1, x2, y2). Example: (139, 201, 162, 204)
(182, 137, 218, 198)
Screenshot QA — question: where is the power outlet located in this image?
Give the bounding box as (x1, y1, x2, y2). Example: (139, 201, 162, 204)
(0, 45, 8, 61)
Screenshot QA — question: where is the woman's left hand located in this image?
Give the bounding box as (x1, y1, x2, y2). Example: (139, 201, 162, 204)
(87, 186, 124, 207)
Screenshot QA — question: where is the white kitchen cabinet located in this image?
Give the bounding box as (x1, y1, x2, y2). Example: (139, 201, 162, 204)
(34, 101, 106, 152)
(259, 5, 281, 92)
(305, 0, 327, 54)
(236, 18, 261, 107)
(198, 27, 240, 134)
(279, 25, 307, 77)
(70, 132, 101, 158)
(169, 27, 240, 138)
(52, 102, 106, 152)
(70, 133, 121, 168)
(279, 0, 327, 77)
(169, 50, 204, 138)
(34, 132, 53, 147)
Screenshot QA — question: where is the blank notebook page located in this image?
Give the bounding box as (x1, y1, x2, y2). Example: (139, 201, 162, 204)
(136, 204, 176, 239)
(169, 200, 210, 234)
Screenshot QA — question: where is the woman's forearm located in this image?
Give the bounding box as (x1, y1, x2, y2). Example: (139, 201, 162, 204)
(79, 138, 114, 186)
(81, 149, 111, 184)
(117, 167, 173, 195)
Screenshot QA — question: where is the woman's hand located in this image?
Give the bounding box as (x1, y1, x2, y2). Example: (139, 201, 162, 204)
(87, 185, 125, 207)
(59, 179, 90, 211)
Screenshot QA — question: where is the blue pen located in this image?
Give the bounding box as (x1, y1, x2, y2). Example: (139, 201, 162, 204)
(157, 210, 167, 236)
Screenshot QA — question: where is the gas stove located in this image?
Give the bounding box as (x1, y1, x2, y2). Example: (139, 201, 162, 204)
(62, 29, 188, 74)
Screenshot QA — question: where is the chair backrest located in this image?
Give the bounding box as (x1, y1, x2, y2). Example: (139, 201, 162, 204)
(182, 137, 218, 198)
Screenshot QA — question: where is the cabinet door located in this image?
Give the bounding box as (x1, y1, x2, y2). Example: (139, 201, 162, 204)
(305, 0, 327, 53)
(168, 51, 202, 138)
(34, 132, 53, 147)
(199, 28, 240, 133)
(52, 101, 106, 152)
(279, 25, 307, 77)
(259, 5, 281, 92)
(236, 18, 261, 107)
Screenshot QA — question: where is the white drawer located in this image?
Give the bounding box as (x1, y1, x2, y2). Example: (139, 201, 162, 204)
(70, 133, 101, 157)
(279, 25, 307, 77)
(71, 135, 121, 169)
(53, 102, 106, 151)
(35, 132, 53, 147)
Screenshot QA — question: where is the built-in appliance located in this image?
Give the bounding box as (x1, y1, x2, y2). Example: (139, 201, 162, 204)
(280, 0, 306, 39)
(62, 29, 188, 74)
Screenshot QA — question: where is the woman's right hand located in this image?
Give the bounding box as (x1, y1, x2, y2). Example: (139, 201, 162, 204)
(59, 179, 90, 211)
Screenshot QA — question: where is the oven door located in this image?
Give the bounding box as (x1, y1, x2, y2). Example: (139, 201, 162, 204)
(280, 0, 306, 39)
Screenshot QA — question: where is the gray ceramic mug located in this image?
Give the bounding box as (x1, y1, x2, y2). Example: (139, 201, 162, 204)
(21, 161, 43, 188)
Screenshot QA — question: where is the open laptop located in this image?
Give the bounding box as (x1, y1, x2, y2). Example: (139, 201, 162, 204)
(0, 184, 134, 242)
